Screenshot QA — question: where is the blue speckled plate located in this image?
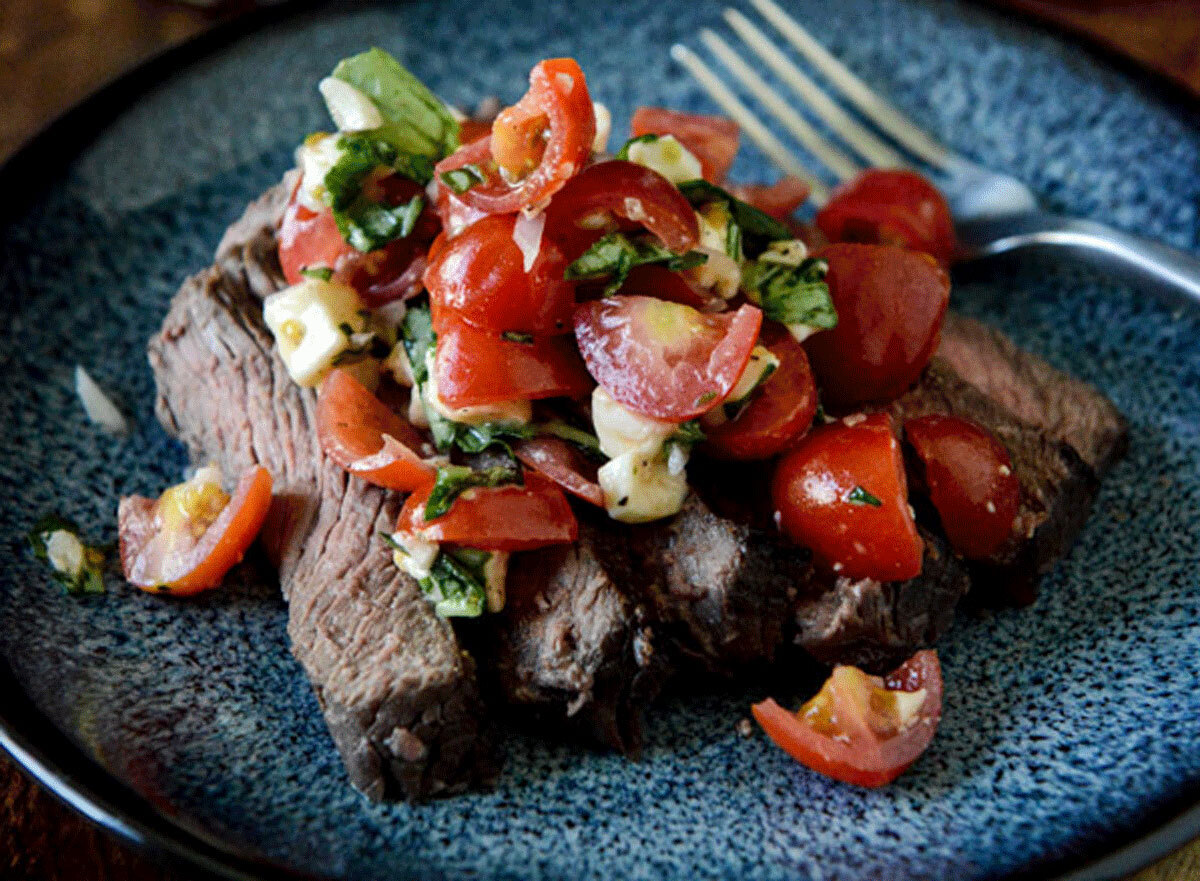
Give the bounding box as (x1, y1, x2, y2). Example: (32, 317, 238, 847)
(2, 2, 1199, 879)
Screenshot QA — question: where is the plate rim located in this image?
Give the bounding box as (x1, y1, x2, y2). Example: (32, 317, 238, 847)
(1, 2, 1198, 879)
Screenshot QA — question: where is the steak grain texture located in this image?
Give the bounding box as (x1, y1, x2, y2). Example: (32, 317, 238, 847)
(148, 180, 492, 801)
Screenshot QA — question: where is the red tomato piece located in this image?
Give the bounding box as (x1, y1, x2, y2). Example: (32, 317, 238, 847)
(804, 243, 951, 408)
(278, 176, 440, 308)
(543, 160, 700, 260)
(817, 169, 957, 266)
(433, 308, 594, 407)
(702, 327, 818, 460)
(396, 470, 579, 551)
(904, 414, 1021, 559)
(630, 107, 740, 183)
(424, 213, 575, 335)
(434, 59, 595, 216)
(513, 437, 604, 506)
(772, 411, 922, 581)
(608, 264, 722, 311)
(574, 296, 762, 421)
(118, 466, 273, 596)
(752, 650, 943, 787)
(316, 368, 436, 493)
(728, 177, 811, 221)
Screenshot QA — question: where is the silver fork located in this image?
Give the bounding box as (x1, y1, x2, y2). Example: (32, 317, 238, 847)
(672, 0, 1200, 305)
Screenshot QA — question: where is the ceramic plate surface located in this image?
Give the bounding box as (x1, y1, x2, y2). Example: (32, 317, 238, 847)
(1, 2, 1199, 879)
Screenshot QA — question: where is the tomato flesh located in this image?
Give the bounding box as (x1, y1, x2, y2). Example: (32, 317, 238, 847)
(702, 327, 818, 460)
(433, 308, 593, 407)
(435, 59, 595, 216)
(772, 411, 922, 581)
(316, 368, 436, 493)
(118, 466, 273, 596)
(278, 176, 439, 307)
(630, 107, 740, 183)
(574, 296, 762, 421)
(424, 213, 575, 335)
(905, 414, 1021, 559)
(752, 650, 942, 787)
(817, 169, 957, 266)
(513, 437, 604, 506)
(728, 177, 811, 221)
(396, 470, 579, 551)
(804, 243, 950, 408)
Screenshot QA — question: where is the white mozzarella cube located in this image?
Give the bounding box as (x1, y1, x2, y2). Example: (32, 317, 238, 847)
(294, 133, 344, 211)
(591, 387, 676, 459)
(625, 135, 703, 185)
(262, 278, 367, 387)
(598, 449, 689, 524)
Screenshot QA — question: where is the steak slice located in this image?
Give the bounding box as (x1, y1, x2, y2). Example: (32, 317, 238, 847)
(938, 313, 1128, 475)
(792, 529, 969, 673)
(491, 518, 669, 754)
(148, 181, 492, 801)
(888, 357, 1099, 603)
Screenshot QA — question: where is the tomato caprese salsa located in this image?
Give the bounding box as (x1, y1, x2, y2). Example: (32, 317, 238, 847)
(118, 48, 990, 787)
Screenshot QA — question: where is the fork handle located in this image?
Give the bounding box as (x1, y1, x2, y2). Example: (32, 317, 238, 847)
(955, 213, 1200, 306)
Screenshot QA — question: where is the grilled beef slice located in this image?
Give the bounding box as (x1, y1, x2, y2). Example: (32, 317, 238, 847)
(148, 180, 493, 801)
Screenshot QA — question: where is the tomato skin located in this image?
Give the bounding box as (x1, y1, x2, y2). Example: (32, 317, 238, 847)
(606, 264, 721, 311)
(574, 296, 763, 421)
(424, 213, 575, 335)
(904, 414, 1021, 559)
(752, 650, 942, 787)
(118, 466, 273, 596)
(435, 59, 595, 216)
(513, 437, 604, 506)
(543, 160, 700, 260)
(772, 411, 922, 581)
(396, 470, 579, 551)
(433, 308, 594, 407)
(804, 243, 951, 408)
(278, 177, 439, 308)
(817, 169, 956, 266)
(728, 177, 811, 221)
(702, 328, 818, 460)
(630, 107, 740, 183)
(316, 369, 436, 493)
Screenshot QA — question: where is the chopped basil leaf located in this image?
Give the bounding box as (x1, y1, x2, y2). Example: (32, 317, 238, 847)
(725, 217, 744, 261)
(813, 401, 829, 425)
(742, 256, 838, 331)
(668, 419, 706, 448)
(330, 48, 460, 159)
(334, 193, 425, 254)
(536, 420, 604, 459)
(847, 486, 882, 507)
(451, 421, 536, 455)
(323, 133, 432, 252)
(677, 179, 791, 246)
(419, 551, 487, 618)
(300, 266, 334, 281)
(378, 531, 404, 551)
(564, 232, 708, 296)
(501, 330, 534, 345)
(28, 514, 106, 596)
(400, 305, 435, 386)
(424, 464, 523, 521)
(614, 133, 659, 160)
(439, 164, 487, 194)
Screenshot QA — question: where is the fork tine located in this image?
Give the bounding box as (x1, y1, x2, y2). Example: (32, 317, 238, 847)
(700, 29, 862, 182)
(748, 0, 952, 169)
(722, 8, 906, 170)
(670, 43, 831, 205)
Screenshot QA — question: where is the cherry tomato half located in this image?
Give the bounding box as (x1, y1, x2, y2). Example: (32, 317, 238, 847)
(804, 243, 951, 408)
(316, 368, 436, 493)
(905, 414, 1021, 559)
(543, 160, 700, 260)
(817, 169, 957, 266)
(772, 411, 922, 581)
(630, 107, 740, 183)
(574, 295, 762, 421)
(702, 327, 818, 460)
(752, 650, 942, 787)
(433, 308, 594, 407)
(434, 59, 595, 216)
(118, 466, 273, 596)
(728, 177, 811, 221)
(278, 175, 440, 308)
(513, 436, 604, 507)
(396, 470, 579, 552)
(424, 213, 576, 335)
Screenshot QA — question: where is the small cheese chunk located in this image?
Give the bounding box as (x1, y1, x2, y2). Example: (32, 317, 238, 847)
(625, 135, 703, 185)
(591, 386, 675, 459)
(294, 133, 344, 211)
(687, 247, 742, 300)
(263, 278, 368, 387)
(391, 532, 440, 581)
(599, 449, 689, 524)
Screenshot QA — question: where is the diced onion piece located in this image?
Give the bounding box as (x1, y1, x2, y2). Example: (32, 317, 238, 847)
(591, 386, 675, 459)
(319, 77, 384, 132)
(598, 449, 689, 523)
(512, 210, 546, 273)
(75, 365, 129, 436)
(45, 530, 86, 579)
(625, 135, 703, 185)
(725, 345, 780, 404)
(483, 551, 510, 613)
(591, 102, 612, 154)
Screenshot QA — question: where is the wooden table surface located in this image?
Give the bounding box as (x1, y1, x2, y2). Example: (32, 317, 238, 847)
(2, 1, 1198, 879)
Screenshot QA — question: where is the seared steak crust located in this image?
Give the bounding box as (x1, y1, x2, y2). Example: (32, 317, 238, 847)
(148, 180, 493, 801)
